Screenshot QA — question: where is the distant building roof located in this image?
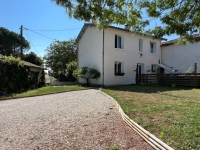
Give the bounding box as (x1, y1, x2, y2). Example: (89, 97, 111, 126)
(76, 23, 166, 43)
(22, 61, 44, 69)
(160, 39, 178, 47)
(161, 34, 200, 46)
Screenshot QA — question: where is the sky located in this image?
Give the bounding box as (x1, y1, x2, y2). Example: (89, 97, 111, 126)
(0, 0, 84, 58)
(0, 0, 178, 58)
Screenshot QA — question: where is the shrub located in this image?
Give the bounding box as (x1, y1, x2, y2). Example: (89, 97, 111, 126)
(73, 67, 101, 86)
(66, 61, 77, 81)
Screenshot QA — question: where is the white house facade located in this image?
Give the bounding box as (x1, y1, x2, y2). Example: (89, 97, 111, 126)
(76, 23, 163, 85)
(161, 40, 200, 73)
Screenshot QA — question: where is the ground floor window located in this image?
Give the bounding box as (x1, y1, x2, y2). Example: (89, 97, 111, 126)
(151, 64, 157, 73)
(115, 61, 125, 76)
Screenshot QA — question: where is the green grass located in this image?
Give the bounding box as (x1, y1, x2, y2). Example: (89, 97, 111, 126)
(102, 85, 200, 150)
(1, 85, 88, 99)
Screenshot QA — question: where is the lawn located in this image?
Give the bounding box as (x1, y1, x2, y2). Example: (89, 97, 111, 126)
(102, 85, 200, 150)
(1, 85, 88, 100)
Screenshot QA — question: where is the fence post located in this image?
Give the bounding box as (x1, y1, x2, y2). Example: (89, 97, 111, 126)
(158, 67, 160, 85)
(135, 66, 138, 84)
(194, 63, 197, 87)
(146, 74, 148, 85)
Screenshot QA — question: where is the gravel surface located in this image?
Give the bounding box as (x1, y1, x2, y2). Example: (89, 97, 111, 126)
(0, 89, 153, 150)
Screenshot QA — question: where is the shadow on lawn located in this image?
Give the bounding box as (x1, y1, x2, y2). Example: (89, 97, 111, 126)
(103, 84, 193, 93)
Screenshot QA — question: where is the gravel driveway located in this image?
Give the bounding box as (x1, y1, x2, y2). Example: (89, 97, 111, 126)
(0, 89, 153, 150)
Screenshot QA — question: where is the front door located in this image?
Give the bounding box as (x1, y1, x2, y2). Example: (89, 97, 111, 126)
(137, 63, 144, 74)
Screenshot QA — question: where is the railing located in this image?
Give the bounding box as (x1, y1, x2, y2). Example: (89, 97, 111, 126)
(135, 63, 200, 88)
(137, 73, 200, 87)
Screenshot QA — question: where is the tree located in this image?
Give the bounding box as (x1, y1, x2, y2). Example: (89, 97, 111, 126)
(139, 0, 200, 43)
(66, 61, 77, 81)
(0, 27, 30, 56)
(23, 52, 43, 66)
(73, 67, 101, 86)
(51, 0, 141, 29)
(52, 0, 200, 42)
(44, 39, 77, 77)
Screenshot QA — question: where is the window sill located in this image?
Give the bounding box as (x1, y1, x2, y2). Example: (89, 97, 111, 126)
(115, 73, 125, 76)
(114, 48, 125, 50)
(150, 53, 156, 55)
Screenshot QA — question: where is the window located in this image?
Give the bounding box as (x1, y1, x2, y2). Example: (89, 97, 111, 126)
(139, 39, 143, 52)
(114, 61, 124, 76)
(150, 41, 156, 54)
(115, 35, 124, 49)
(151, 64, 157, 72)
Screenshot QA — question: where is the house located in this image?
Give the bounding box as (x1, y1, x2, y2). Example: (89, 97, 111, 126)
(161, 39, 200, 73)
(22, 61, 44, 72)
(76, 23, 165, 86)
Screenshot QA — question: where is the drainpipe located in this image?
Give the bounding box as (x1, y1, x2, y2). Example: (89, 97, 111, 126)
(102, 30, 105, 86)
(160, 42, 162, 64)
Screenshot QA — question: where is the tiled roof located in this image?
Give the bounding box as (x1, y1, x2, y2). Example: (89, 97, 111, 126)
(161, 34, 200, 46)
(160, 39, 178, 46)
(76, 23, 166, 43)
(22, 61, 43, 69)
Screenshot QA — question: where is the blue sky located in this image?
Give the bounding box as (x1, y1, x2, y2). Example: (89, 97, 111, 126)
(1, 0, 177, 58)
(0, 0, 84, 58)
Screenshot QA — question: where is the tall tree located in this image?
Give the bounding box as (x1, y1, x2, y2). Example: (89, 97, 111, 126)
(52, 0, 200, 42)
(0, 27, 30, 56)
(23, 52, 43, 66)
(44, 39, 77, 76)
(139, 0, 200, 43)
(51, 0, 142, 30)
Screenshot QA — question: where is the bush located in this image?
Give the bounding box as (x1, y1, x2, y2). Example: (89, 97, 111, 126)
(73, 67, 101, 86)
(66, 61, 77, 81)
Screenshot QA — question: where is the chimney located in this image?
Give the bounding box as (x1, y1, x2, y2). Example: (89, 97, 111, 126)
(125, 24, 129, 30)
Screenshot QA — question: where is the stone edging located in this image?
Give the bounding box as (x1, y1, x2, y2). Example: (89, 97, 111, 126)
(100, 90, 174, 150)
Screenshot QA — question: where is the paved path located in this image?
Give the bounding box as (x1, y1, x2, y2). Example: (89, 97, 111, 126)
(0, 89, 153, 150)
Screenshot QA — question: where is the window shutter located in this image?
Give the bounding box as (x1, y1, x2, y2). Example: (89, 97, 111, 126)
(115, 35, 117, 48)
(154, 42, 156, 54)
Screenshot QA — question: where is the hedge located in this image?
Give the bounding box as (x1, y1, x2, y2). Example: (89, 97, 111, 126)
(0, 55, 45, 96)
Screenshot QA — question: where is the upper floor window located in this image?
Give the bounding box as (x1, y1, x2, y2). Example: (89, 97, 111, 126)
(139, 39, 143, 52)
(150, 41, 156, 54)
(115, 35, 124, 49)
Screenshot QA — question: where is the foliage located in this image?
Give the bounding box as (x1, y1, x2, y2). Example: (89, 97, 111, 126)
(0, 27, 30, 56)
(23, 52, 43, 66)
(66, 61, 77, 81)
(73, 67, 101, 86)
(0, 54, 45, 96)
(102, 85, 200, 150)
(44, 39, 77, 77)
(139, 0, 200, 43)
(52, 0, 141, 30)
(52, 0, 200, 42)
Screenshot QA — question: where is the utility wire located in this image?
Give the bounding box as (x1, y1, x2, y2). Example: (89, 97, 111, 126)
(24, 30, 42, 58)
(27, 28, 81, 31)
(24, 27, 56, 40)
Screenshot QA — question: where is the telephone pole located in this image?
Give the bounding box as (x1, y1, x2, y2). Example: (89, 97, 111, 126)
(20, 25, 23, 58)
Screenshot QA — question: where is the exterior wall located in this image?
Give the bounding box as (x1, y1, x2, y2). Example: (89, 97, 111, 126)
(30, 67, 41, 72)
(161, 43, 200, 73)
(78, 26, 103, 85)
(104, 28, 161, 85)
